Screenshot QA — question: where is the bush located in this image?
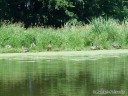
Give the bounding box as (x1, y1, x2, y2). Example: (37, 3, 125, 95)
(0, 17, 128, 53)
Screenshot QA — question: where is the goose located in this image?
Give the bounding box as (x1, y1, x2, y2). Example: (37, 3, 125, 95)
(5, 44, 12, 49)
(47, 41, 52, 51)
(22, 46, 29, 52)
(112, 43, 121, 49)
(90, 43, 100, 50)
(30, 42, 36, 48)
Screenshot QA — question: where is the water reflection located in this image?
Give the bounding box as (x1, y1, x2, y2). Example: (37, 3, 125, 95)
(0, 55, 127, 96)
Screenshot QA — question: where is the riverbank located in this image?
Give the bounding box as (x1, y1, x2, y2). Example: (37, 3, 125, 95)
(1, 18, 128, 51)
(0, 50, 128, 59)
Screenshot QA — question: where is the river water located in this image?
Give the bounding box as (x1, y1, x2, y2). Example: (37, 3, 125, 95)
(0, 54, 127, 96)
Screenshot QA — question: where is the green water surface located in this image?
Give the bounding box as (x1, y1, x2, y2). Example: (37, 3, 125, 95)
(0, 55, 128, 96)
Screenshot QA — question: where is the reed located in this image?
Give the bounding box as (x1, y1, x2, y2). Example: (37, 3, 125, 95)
(0, 17, 128, 52)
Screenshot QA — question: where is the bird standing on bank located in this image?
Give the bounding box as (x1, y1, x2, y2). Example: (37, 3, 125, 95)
(47, 41, 52, 51)
(112, 43, 121, 49)
(90, 43, 100, 50)
(22, 46, 29, 52)
(5, 44, 12, 49)
(30, 42, 36, 48)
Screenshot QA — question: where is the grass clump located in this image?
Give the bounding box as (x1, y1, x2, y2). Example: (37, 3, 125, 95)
(0, 17, 128, 53)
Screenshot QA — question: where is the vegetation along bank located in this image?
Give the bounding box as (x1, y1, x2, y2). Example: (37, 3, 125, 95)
(0, 18, 128, 53)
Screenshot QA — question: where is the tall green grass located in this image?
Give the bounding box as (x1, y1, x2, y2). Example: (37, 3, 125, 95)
(0, 17, 128, 52)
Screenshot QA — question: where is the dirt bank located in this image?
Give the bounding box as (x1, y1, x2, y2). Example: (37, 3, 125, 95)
(0, 50, 128, 59)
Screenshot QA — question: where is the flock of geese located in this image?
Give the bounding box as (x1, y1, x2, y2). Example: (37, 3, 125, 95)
(5, 41, 121, 52)
(5, 41, 52, 52)
(90, 43, 121, 50)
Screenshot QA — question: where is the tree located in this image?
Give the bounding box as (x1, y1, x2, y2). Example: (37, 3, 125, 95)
(0, 0, 127, 27)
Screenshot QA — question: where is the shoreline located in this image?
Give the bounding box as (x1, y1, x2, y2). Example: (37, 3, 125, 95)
(0, 49, 128, 58)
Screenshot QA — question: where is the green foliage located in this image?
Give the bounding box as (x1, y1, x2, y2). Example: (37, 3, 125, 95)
(91, 17, 119, 40)
(0, 0, 128, 27)
(1, 17, 128, 52)
(65, 19, 85, 26)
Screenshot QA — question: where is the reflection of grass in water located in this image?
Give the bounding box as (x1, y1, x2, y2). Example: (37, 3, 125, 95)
(0, 56, 127, 96)
(86, 57, 125, 80)
(0, 59, 66, 82)
(0, 56, 127, 82)
(85, 56, 127, 93)
(0, 60, 28, 83)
